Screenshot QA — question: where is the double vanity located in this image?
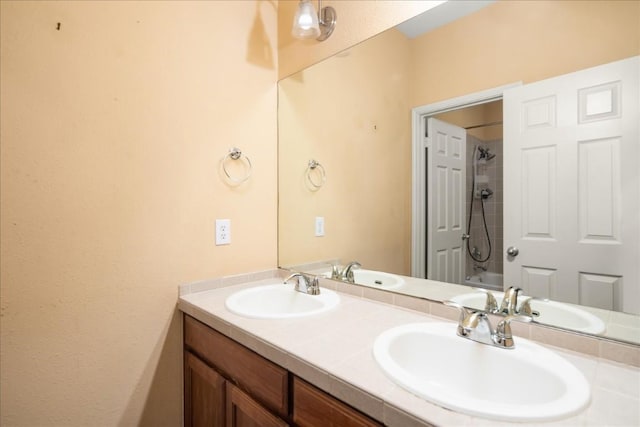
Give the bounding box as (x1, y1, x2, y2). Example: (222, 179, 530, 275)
(178, 270, 639, 426)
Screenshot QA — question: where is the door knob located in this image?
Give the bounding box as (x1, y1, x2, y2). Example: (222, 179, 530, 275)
(506, 246, 519, 257)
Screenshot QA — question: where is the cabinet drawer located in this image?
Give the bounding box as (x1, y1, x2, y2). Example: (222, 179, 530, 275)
(184, 315, 288, 417)
(293, 377, 383, 427)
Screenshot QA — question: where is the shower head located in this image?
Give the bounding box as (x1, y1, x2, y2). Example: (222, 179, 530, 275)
(478, 146, 496, 161)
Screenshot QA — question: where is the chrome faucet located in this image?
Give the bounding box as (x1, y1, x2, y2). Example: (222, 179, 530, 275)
(341, 261, 361, 283)
(284, 273, 321, 295)
(475, 287, 540, 317)
(444, 301, 532, 349)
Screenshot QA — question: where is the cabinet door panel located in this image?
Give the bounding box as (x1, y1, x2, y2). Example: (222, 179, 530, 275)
(293, 377, 383, 427)
(184, 351, 225, 427)
(226, 383, 289, 427)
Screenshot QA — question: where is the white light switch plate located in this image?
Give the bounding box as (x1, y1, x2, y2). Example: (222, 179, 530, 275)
(315, 216, 325, 237)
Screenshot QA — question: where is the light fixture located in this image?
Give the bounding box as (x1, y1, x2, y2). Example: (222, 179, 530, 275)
(291, 0, 336, 42)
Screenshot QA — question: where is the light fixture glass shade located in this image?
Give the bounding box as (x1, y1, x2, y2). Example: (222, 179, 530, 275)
(292, 0, 320, 39)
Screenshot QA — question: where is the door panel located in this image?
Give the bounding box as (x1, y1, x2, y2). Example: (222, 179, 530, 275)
(521, 267, 557, 299)
(579, 273, 623, 311)
(521, 146, 556, 239)
(578, 137, 620, 243)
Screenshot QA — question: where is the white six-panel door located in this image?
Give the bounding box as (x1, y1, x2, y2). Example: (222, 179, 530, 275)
(427, 118, 466, 284)
(503, 56, 639, 314)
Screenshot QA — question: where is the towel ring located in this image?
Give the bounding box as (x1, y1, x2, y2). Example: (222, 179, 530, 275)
(306, 159, 326, 189)
(222, 147, 252, 184)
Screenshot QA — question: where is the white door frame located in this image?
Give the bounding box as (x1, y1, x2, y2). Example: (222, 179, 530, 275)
(411, 83, 521, 278)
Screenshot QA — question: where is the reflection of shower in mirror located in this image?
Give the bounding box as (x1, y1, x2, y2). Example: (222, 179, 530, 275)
(464, 140, 503, 289)
(477, 146, 496, 161)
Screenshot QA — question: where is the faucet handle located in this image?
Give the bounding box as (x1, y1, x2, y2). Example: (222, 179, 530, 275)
(327, 263, 341, 280)
(308, 276, 321, 295)
(474, 288, 499, 313)
(444, 300, 472, 325)
(495, 314, 533, 348)
(518, 296, 543, 317)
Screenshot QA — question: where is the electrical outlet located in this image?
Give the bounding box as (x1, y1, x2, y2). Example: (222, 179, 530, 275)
(315, 216, 325, 237)
(216, 219, 231, 245)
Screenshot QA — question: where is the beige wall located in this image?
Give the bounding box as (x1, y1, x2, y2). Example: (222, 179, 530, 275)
(1, 1, 277, 425)
(279, 29, 412, 275)
(410, 0, 640, 106)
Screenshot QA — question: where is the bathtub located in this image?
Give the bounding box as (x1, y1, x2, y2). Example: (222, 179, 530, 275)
(464, 271, 503, 291)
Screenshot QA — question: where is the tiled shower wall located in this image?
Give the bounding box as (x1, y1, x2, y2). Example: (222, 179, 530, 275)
(465, 135, 503, 278)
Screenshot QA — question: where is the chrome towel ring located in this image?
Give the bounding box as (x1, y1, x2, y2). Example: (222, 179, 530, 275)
(306, 159, 326, 189)
(222, 147, 252, 184)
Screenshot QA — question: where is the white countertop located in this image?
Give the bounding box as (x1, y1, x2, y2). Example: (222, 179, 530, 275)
(178, 276, 640, 426)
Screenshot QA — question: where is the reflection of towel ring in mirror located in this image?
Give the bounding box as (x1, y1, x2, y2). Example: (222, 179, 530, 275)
(222, 147, 252, 184)
(306, 159, 326, 189)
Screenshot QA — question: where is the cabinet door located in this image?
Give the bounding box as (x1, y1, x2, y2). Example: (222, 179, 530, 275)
(226, 383, 289, 427)
(293, 377, 383, 427)
(184, 351, 225, 427)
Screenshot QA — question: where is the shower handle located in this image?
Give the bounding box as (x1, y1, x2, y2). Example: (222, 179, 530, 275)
(506, 246, 519, 257)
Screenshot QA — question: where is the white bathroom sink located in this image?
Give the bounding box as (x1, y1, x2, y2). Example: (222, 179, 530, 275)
(225, 284, 340, 319)
(451, 291, 606, 334)
(373, 322, 590, 422)
(352, 269, 405, 289)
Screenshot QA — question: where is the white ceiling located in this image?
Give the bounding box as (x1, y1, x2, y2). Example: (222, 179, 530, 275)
(396, 0, 496, 39)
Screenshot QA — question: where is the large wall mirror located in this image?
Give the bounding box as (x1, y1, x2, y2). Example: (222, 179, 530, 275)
(278, 0, 640, 345)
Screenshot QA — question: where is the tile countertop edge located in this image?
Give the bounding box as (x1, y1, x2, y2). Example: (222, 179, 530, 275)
(177, 273, 640, 427)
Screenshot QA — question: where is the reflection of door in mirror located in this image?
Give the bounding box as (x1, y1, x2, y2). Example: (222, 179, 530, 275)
(425, 118, 466, 285)
(504, 56, 639, 315)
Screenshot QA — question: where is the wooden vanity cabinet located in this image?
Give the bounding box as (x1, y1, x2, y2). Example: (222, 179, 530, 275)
(184, 315, 289, 427)
(184, 314, 384, 427)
